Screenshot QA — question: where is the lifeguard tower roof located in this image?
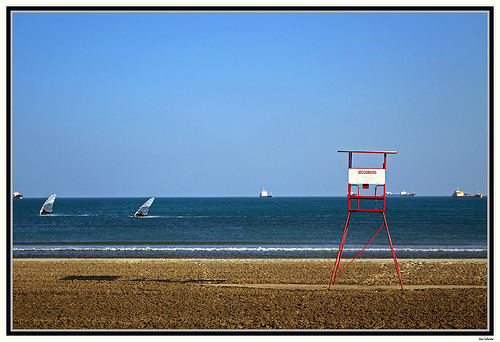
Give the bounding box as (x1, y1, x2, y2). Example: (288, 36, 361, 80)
(338, 150, 397, 154)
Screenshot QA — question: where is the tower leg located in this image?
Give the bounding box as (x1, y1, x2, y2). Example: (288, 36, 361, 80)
(329, 211, 351, 290)
(382, 212, 404, 290)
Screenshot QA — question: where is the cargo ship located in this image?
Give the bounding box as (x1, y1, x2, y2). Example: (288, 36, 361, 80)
(260, 188, 273, 197)
(13, 191, 23, 199)
(386, 191, 416, 197)
(452, 188, 483, 198)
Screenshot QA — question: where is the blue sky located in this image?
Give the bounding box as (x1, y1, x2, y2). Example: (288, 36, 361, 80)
(12, 10, 489, 197)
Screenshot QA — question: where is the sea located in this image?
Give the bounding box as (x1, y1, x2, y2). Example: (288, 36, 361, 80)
(11, 196, 489, 259)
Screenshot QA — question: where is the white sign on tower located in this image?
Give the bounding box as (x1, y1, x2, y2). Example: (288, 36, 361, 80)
(348, 168, 386, 185)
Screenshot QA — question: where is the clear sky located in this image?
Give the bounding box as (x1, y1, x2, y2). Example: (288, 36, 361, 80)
(11, 10, 489, 197)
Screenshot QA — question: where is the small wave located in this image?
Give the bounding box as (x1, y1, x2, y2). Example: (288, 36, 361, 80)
(170, 216, 211, 219)
(39, 214, 98, 217)
(13, 244, 488, 259)
(130, 216, 153, 219)
(12, 246, 488, 252)
(129, 215, 211, 219)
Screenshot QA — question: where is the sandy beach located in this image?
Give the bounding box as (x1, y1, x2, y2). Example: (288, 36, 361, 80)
(11, 258, 488, 330)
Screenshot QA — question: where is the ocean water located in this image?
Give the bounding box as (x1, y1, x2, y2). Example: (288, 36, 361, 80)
(11, 197, 488, 259)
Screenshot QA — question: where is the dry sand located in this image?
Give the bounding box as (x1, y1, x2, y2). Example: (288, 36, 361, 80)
(11, 258, 488, 330)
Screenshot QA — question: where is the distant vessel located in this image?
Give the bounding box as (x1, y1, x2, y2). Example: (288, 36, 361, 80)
(386, 191, 416, 197)
(134, 197, 155, 217)
(400, 190, 416, 197)
(13, 191, 23, 199)
(39, 194, 56, 215)
(260, 189, 273, 197)
(452, 188, 483, 198)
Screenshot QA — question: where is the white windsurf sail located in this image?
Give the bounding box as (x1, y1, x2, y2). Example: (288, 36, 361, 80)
(39, 194, 56, 215)
(134, 197, 155, 217)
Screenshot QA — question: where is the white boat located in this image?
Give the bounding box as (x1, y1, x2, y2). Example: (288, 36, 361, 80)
(39, 194, 56, 215)
(260, 189, 272, 197)
(134, 197, 155, 217)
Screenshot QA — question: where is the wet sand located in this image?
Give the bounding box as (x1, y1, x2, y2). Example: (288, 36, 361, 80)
(12, 258, 488, 330)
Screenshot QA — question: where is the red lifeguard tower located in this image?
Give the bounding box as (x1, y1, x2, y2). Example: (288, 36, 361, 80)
(329, 150, 404, 290)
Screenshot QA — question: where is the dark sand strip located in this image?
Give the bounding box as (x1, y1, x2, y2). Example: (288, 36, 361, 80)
(204, 283, 488, 290)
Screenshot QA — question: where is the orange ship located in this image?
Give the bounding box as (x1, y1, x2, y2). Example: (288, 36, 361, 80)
(452, 188, 483, 198)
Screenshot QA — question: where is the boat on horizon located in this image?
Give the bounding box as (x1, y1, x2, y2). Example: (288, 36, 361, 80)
(386, 191, 416, 197)
(260, 189, 273, 198)
(452, 188, 483, 198)
(39, 194, 56, 215)
(133, 197, 155, 217)
(13, 191, 23, 199)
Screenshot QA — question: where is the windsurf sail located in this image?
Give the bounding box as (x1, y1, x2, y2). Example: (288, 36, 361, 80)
(134, 197, 155, 217)
(39, 194, 56, 215)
